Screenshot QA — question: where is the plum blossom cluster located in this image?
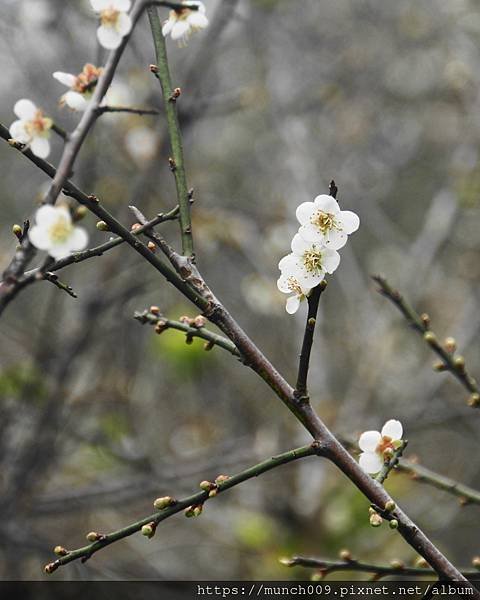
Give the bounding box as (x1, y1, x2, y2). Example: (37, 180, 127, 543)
(358, 419, 404, 474)
(90, 0, 132, 50)
(277, 194, 360, 313)
(29, 205, 88, 260)
(162, 1, 209, 45)
(53, 64, 103, 112)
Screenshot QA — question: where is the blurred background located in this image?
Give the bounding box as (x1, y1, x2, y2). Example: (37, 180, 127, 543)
(0, 0, 479, 581)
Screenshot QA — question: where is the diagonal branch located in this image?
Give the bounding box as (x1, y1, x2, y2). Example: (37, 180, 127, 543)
(373, 275, 479, 406)
(44, 442, 322, 572)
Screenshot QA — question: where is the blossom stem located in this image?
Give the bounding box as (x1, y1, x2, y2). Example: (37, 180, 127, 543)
(282, 556, 480, 579)
(51, 122, 68, 140)
(373, 275, 479, 404)
(44, 443, 321, 572)
(295, 281, 327, 399)
(375, 440, 407, 485)
(147, 7, 195, 258)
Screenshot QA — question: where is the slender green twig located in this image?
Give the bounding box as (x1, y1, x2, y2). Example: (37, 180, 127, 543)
(96, 105, 160, 116)
(373, 275, 479, 407)
(44, 443, 322, 573)
(281, 556, 480, 579)
(376, 441, 407, 484)
(148, 7, 194, 257)
(134, 309, 241, 357)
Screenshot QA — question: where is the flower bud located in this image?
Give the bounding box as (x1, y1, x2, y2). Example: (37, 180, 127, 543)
(86, 531, 101, 542)
(154, 496, 175, 510)
(203, 341, 214, 351)
(420, 313, 430, 328)
(369, 513, 383, 527)
(54, 546, 68, 556)
(279, 557, 294, 567)
(389, 519, 399, 529)
(384, 500, 396, 512)
(179, 315, 191, 324)
(194, 315, 206, 328)
(44, 562, 59, 574)
(208, 488, 218, 497)
(199, 480, 213, 491)
(415, 557, 429, 568)
(423, 331, 436, 344)
(468, 393, 480, 407)
(454, 356, 465, 370)
(433, 361, 448, 372)
(150, 306, 160, 315)
(74, 206, 88, 221)
(141, 522, 156, 538)
(147, 241, 156, 252)
(12, 224, 22, 239)
(215, 475, 230, 485)
(339, 549, 352, 561)
(444, 337, 457, 353)
(96, 220, 109, 231)
(472, 556, 480, 569)
(131, 223, 142, 232)
(390, 559, 404, 570)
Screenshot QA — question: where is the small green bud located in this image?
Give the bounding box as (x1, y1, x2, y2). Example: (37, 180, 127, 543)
(215, 474, 230, 485)
(86, 531, 100, 542)
(153, 496, 175, 510)
(423, 331, 436, 344)
(369, 512, 383, 527)
(141, 523, 156, 538)
(433, 362, 448, 372)
(96, 220, 109, 231)
(339, 549, 352, 561)
(472, 556, 480, 569)
(74, 206, 88, 221)
(468, 393, 480, 407)
(279, 557, 294, 567)
(12, 224, 22, 239)
(44, 562, 59, 574)
(454, 355, 465, 370)
(390, 559, 404, 570)
(415, 557, 429, 568)
(384, 500, 396, 512)
(54, 546, 68, 556)
(444, 337, 457, 353)
(389, 519, 399, 529)
(199, 480, 213, 491)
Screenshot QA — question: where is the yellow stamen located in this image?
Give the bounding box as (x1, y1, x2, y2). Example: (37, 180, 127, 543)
(49, 217, 73, 244)
(100, 8, 120, 27)
(311, 210, 339, 234)
(302, 249, 323, 274)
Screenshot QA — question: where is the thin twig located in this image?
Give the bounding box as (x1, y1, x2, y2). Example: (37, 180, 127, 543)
(42, 272, 77, 299)
(44, 443, 322, 572)
(96, 105, 160, 116)
(373, 275, 480, 406)
(376, 441, 407, 485)
(282, 556, 480, 579)
(134, 309, 241, 357)
(148, 7, 194, 257)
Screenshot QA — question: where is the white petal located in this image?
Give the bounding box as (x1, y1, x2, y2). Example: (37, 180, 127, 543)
(277, 273, 291, 294)
(171, 20, 190, 40)
(325, 229, 347, 250)
(291, 233, 310, 256)
(359, 452, 383, 474)
(162, 19, 174, 36)
(286, 295, 300, 314)
(381, 419, 403, 441)
(295, 269, 324, 289)
(90, 0, 109, 10)
(313, 194, 340, 215)
(97, 25, 122, 49)
(49, 243, 75, 259)
(186, 0, 206, 12)
(358, 430, 381, 452)
(188, 11, 208, 29)
(321, 248, 340, 274)
(28, 225, 52, 250)
(278, 253, 298, 273)
(295, 202, 315, 225)
(30, 137, 50, 159)
(116, 12, 132, 36)
(112, 0, 131, 10)
(64, 91, 88, 111)
(298, 223, 325, 244)
(14, 99, 37, 120)
(10, 120, 30, 143)
(68, 227, 88, 251)
(53, 72, 76, 88)
(338, 210, 360, 234)
(35, 205, 66, 227)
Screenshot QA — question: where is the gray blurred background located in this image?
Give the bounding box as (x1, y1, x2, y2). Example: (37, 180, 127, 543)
(0, 0, 479, 581)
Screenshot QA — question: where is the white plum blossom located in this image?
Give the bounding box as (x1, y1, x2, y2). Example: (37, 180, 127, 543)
(90, 0, 132, 50)
(9, 99, 52, 159)
(162, 1, 208, 45)
(358, 420, 404, 474)
(278, 234, 340, 289)
(29, 205, 88, 259)
(277, 273, 312, 315)
(296, 194, 360, 250)
(53, 64, 103, 111)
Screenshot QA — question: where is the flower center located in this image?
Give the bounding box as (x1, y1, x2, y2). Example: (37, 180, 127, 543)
(172, 8, 192, 21)
(376, 436, 394, 455)
(25, 110, 52, 138)
(286, 276, 302, 296)
(49, 217, 73, 244)
(302, 248, 323, 274)
(311, 210, 339, 234)
(101, 7, 120, 27)
(74, 64, 103, 94)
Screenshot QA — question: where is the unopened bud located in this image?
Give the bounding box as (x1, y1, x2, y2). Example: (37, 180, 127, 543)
(368, 507, 376, 515)
(415, 557, 429, 568)
(310, 572, 323, 581)
(155, 320, 167, 334)
(149, 64, 159, 73)
(96, 220, 109, 231)
(215, 475, 230, 485)
(185, 504, 203, 518)
(131, 222, 142, 233)
(279, 557, 294, 567)
(454, 356, 465, 370)
(12, 224, 22, 239)
(444, 337, 457, 353)
(154, 496, 175, 510)
(147, 241, 156, 252)
(169, 87, 181, 101)
(74, 206, 88, 221)
(199, 480, 213, 491)
(44, 562, 59, 574)
(204, 341, 214, 351)
(390, 559, 404, 570)
(472, 556, 480, 569)
(339, 549, 352, 561)
(141, 522, 156, 538)
(384, 500, 396, 512)
(420, 313, 430, 328)
(86, 531, 101, 542)
(468, 393, 480, 407)
(433, 362, 448, 372)
(150, 306, 160, 315)
(208, 488, 218, 497)
(54, 546, 68, 556)
(369, 513, 383, 527)
(423, 331, 436, 344)
(389, 519, 399, 529)
(179, 315, 191, 324)
(194, 315, 206, 328)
